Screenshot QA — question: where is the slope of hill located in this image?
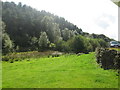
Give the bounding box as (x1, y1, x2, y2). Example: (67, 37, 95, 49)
(2, 1, 114, 53)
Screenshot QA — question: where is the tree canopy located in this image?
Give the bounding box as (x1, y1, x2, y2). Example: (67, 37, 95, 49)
(2, 1, 114, 54)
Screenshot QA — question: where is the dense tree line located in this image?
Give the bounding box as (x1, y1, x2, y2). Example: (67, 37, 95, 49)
(2, 21, 14, 53)
(2, 1, 113, 54)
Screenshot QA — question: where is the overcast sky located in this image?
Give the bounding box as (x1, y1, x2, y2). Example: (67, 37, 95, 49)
(2, 0, 118, 40)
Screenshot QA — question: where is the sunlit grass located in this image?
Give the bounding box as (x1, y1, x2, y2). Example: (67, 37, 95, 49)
(2, 53, 118, 88)
(108, 47, 120, 51)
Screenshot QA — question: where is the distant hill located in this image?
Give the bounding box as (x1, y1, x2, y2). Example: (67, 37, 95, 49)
(2, 1, 114, 52)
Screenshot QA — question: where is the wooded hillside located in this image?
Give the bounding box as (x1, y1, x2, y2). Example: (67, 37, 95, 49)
(2, 1, 114, 54)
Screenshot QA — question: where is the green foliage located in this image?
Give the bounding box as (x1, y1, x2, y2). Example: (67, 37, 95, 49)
(55, 35, 109, 53)
(2, 1, 80, 51)
(2, 1, 111, 53)
(15, 45, 19, 52)
(113, 1, 120, 7)
(2, 21, 14, 54)
(29, 36, 38, 50)
(49, 43, 56, 50)
(91, 33, 114, 42)
(88, 38, 100, 51)
(84, 38, 93, 52)
(38, 32, 50, 51)
(30, 36, 38, 45)
(61, 41, 71, 52)
(55, 40, 64, 51)
(67, 35, 88, 53)
(61, 28, 75, 41)
(41, 16, 62, 43)
(97, 39, 108, 48)
(88, 38, 108, 51)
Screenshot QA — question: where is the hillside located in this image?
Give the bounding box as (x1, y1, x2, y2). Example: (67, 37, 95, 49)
(2, 1, 114, 53)
(1, 1, 118, 88)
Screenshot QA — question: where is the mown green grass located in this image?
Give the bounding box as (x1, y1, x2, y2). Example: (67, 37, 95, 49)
(2, 53, 118, 88)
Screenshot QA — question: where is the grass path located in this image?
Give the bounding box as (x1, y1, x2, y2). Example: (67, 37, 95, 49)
(2, 53, 118, 88)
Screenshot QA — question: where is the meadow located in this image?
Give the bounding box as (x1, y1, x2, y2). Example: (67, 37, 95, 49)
(2, 53, 118, 88)
(108, 47, 120, 51)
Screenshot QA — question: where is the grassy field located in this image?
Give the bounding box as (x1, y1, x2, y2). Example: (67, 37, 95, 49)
(2, 53, 118, 88)
(108, 47, 120, 51)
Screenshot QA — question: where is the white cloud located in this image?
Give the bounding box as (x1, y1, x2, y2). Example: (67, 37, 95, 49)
(95, 14, 116, 29)
(2, 0, 118, 40)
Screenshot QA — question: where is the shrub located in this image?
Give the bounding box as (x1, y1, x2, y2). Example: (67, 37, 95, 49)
(55, 40, 64, 51)
(67, 35, 86, 53)
(49, 43, 56, 50)
(98, 39, 109, 48)
(88, 39, 100, 51)
(95, 48, 119, 70)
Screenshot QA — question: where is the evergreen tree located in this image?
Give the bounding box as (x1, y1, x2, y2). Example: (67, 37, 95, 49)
(2, 21, 14, 54)
(41, 16, 62, 43)
(38, 32, 50, 51)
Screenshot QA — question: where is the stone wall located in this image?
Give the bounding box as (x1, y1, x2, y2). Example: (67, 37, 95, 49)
(95, 48, 120, 70)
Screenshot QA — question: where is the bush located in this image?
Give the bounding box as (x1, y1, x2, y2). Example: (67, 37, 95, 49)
(52, 35, 108, 54)
(49, 43, 56, 50)
(71, 36, 86, 53)
(98, 39, 108, 48)
(95, 48, 119, 70)
(88, 39, 100, 51)
(55, 40, 65, 51)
